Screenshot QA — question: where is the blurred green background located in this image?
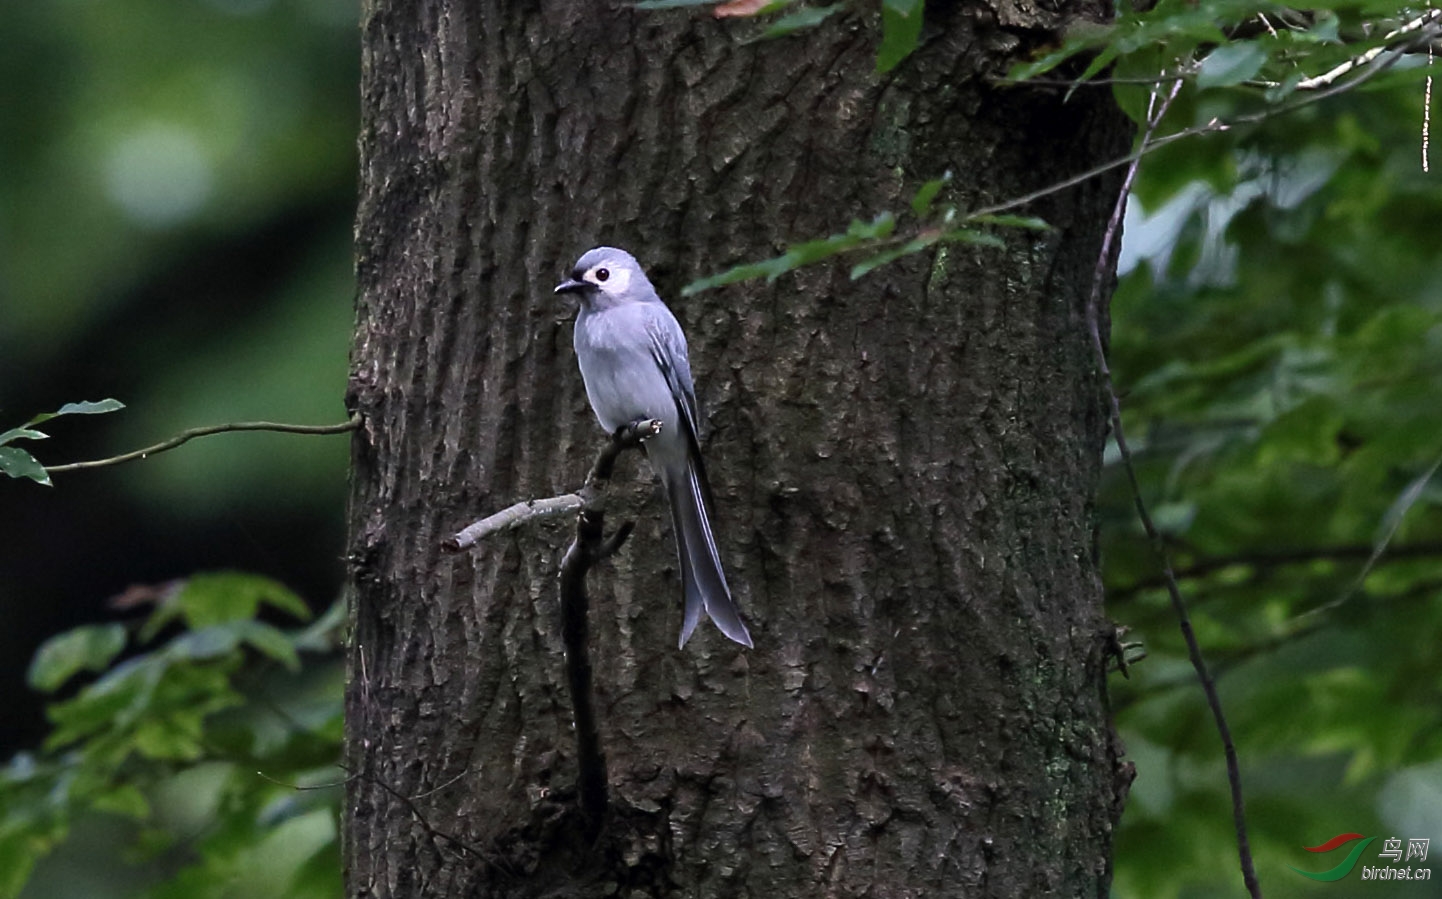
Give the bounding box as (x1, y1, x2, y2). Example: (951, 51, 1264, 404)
(0, 3, 356, 892)
(0, 0, 356, 743)
(3, 1, 1441, 897)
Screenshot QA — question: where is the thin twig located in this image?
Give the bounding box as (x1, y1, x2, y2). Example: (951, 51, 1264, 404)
(1425, 30, 1434, 173)
(1112, 541, 1442, 597)
(254, 767, 359, 791)
(1296, 9, 1441, 89)
(967, 44, 1409, 227)
(1088, 78, 1263, 899)
(342, 760, 494, 863)
(43, 414, 362, 473)
(1117, 574, 1442, 710)
(443, 419, 660, 552)
(1301, 450, 1442, 620)
(990, 71, 1193, 89)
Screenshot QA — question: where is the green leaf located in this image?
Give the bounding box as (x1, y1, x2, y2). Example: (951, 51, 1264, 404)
(1306, 12, 1339, 44)
(1003, 37, 1090, 82)
(27, 624, 129, 693)
(942, 228, 1006, 250)
(0, 446, 51, 485)
(759, 3, 842, 39)
(0, 833, 43, 899)
(1196, 41, 1268, 89)
(23, 398, 125, 428)
(683, 213, 895, 293)
(45, 657, 163, 749)
(682, 256, 792, 294)
(845, 211, 896, 240)
(238, 621, 302, 672)
(166, 626, 243, 661)
(970, 213, 1052, 230)
(132, 715, 206, 761)
(0, 428, 48, 446)
(1074, 42, 1122, 85)
(1263, 70, 1306, 103)
(850, 233, 941, 280)
(290, 600, 347, 653)
(53, 399, 126, 417)
(92, 783, 152, 820)
(172, 572, 312, 631)
(911, 173, 951, 217)
(877, 0, 924, 73)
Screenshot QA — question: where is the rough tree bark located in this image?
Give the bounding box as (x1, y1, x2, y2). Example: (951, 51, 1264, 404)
(345, 1, 1134, 896)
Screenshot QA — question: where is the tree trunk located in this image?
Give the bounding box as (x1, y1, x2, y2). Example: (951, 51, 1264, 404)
(344, 2, 1134, 897)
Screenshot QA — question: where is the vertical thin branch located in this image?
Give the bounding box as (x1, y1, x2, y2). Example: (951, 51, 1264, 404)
(559, 511, 616, 838)
(1087, 79, 1263, 899)
(1424, 32, 1433, 173)
(550, 420, 653, 838)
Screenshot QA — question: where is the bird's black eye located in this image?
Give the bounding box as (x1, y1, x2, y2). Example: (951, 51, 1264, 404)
(595, 268, 610, 282)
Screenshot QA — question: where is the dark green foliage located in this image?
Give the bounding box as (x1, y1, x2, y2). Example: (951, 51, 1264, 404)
(1102, 17, 1442, 892)
(1, 578, 344, 899)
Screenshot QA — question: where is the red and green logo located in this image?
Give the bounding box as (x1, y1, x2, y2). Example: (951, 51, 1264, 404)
(1290, 833, 1375, 881)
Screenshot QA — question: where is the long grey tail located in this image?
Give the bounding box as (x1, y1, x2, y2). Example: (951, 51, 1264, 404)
(663, 456, 753, 649)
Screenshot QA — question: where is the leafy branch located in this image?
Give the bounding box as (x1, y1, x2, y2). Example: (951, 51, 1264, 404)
(0, 399, 126, 486)
(0, 400, 361, 486)
(2, 575, 345, 899)
(680, 11, 1426, 297)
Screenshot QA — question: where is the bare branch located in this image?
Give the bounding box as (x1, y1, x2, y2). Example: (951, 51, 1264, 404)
(441, 419, 663, 836)
(1113, 541, 1442, 598)
(1296, 9, 1441, 89)
(43, 414, 362, 474)
(443, 494, 589, 550)
(1088, 78, 1263, 899)
(443, 418, 660, 552)
(559, 507, 618, 838)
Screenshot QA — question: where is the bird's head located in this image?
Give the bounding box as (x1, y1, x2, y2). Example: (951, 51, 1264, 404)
(554, 246, 655, 307)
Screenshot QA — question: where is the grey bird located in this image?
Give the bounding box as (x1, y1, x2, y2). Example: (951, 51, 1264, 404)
(556, 247, 753, 649)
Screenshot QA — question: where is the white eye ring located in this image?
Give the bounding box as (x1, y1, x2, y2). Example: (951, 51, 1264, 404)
(588, 264, 630, 292)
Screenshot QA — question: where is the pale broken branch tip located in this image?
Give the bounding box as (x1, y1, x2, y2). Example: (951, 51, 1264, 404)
(442, 418, 662, 553)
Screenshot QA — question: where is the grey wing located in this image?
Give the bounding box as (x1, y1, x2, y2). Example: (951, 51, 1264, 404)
(644, 309, 724, 561)
(644, 311, 704, 457)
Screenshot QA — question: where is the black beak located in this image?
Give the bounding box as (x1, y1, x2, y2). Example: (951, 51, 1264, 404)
(554, 278, 589, 295)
